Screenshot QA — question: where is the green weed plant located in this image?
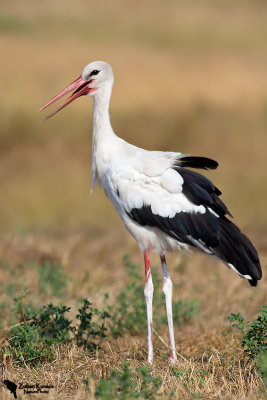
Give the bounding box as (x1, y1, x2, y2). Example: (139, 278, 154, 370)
(227, 305, 267, 378)
(5, 299, 110, 365)
(93, 363, 162, 400)
(38, 261, 69, 298)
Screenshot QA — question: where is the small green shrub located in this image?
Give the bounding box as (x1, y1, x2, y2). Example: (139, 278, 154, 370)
(94, 363, 162, 400)
(4, 298, 110, 365)
(13, 293, 36, 321)
(8, 325, 55, 365)
(25, 303, 73, 344)
(2, 262, 27, 302)
(137, 365, 162, 399)
(38, 261, 69, 298)
(227, 305, 267, 377)
(227, 306, 267, 361)
(75, 298, 110, 352)
(257, 352, 267, 387)
(107, 254, 199, 337)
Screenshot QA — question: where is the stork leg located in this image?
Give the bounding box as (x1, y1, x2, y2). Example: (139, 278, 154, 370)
(160, 254, 177, 363)
(144, 249, 154, 363)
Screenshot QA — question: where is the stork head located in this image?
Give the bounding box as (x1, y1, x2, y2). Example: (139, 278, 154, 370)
(39, 61, 114, 119)
(82, 61, 114, 91)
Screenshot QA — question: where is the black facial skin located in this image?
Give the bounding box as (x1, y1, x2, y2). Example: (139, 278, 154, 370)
(90, 70, 100, 77)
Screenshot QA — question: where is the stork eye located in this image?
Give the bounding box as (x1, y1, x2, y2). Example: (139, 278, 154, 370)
(90, 70, 100, 77)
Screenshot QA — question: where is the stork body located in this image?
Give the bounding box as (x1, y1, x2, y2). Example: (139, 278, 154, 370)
(40, 61, 262, 363)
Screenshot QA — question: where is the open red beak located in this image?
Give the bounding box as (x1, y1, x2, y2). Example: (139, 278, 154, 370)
(39, 76, 93, 120)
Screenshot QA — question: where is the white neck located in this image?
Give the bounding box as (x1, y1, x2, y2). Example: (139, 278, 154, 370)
(92, 84, 115, 141)
(91, 83, 117, 191)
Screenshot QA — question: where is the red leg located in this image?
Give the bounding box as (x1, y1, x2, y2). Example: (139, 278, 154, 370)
(144, 249, 151, 282)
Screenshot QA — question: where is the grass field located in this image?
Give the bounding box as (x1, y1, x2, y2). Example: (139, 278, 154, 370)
(0, 0, 266, 398)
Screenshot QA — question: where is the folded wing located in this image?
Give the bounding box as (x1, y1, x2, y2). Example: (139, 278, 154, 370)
(108, 153, 261, 286)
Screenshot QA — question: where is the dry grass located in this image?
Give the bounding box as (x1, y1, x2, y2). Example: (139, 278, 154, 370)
(0, 337, 264, 399)
(0, 0, 266, 398)
(0, 235, 266, 399)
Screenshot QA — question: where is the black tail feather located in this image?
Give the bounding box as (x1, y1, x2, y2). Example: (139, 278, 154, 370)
(213, 218, 262, 286)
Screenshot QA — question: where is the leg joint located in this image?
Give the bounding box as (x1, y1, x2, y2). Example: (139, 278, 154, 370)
(163, 276, 172, 296)
(144, 279, 154, 298)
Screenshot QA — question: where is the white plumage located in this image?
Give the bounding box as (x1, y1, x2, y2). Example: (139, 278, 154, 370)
(40, 61, 262, 364)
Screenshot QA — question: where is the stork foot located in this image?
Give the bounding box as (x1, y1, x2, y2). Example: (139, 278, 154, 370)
(169, 349, 177, 363)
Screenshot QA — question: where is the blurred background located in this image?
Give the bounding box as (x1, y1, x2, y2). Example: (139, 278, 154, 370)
(0, 1, 266, 366)
(1, 0, 267, 246)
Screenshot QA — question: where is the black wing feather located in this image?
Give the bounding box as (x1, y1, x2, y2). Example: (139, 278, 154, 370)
(176, 156, 218, 170)
(127, 206, 261, 286)
(174, 166, 232, 218)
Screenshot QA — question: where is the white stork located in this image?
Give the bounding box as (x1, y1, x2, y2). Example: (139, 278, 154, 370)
(40, 61, 262, 364)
